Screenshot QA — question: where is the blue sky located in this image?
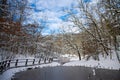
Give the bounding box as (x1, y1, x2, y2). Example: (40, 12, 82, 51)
(27, 0, 98, 35)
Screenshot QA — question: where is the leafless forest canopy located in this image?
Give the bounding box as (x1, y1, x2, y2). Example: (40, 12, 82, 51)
(0, 0, 120, 61)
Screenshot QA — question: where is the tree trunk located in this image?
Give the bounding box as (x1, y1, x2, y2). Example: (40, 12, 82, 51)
(77, 50, 81, 60)
(114, 36, 120, 63)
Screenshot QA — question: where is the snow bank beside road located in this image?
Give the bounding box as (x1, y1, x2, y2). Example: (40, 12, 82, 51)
(63, 59, 120, 70)
(63, 51, 120, 70)
(0, 62, 60, 80)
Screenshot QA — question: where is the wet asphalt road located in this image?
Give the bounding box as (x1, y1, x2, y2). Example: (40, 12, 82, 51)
(12, 66, 120, 80)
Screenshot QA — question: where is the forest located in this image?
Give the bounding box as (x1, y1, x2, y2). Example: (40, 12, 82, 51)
(0, 0, 120, 63)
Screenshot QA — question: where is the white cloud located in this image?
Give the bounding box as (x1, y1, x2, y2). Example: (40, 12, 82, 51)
(59, 22, 80, 33)
(35, 0, 77, 10)
(27, 0, 98, 35)
(90, 0, 99, 4)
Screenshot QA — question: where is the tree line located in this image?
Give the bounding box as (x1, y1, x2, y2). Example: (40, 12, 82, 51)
(0, 0, 120, 62)
(0, 0, 47, 60)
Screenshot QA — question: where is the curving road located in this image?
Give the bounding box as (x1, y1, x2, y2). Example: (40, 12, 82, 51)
(12, 66, 120, 80)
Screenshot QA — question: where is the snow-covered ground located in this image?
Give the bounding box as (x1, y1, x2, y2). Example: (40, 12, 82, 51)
(14, 54, 35, 59)
(0, 51, 120, 80)
(63, 59, 120, 70)
(0, 62, 60, 80)
(63, 51, 120, 70)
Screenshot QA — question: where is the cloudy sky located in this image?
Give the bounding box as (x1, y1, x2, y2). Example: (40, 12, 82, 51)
(27, 0, 98, 35)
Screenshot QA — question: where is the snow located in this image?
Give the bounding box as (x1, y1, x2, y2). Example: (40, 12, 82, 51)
(69, 57, 79, 61)
(0, 50, 120, 80)
(63, 52, 120, 70)
(92, 69, 96, 76)
(63, 59, 120, 70)
(61, 54, 79, 61)
(0, 62, 60, 80)
(14, 54, 35, 59)
(0, 67, 28, 80)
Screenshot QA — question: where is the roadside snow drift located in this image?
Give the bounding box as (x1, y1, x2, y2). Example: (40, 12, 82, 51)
(63, 59, 120, 70)
(63, 52, 120, 70)
(0, 62, 60, 80)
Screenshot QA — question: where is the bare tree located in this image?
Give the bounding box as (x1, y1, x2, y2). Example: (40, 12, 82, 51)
(66, 0, 120, 61)
(60, 26, 82, 60)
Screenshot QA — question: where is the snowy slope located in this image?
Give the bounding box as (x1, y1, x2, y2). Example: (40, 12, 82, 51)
(63, 59, 120, 70)
(63, 51, 120, 70)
